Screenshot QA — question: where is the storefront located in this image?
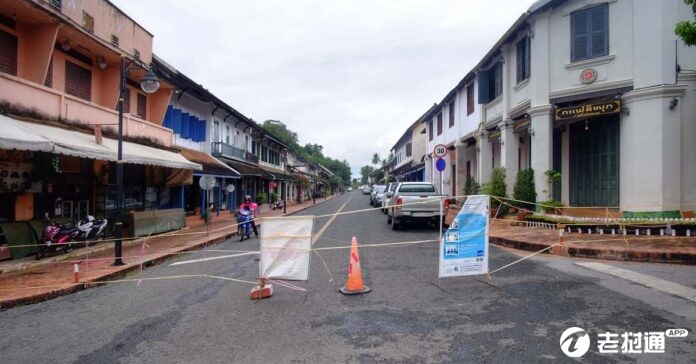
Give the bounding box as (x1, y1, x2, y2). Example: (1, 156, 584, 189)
(554, 98, 622, 207)
(179, 148, 240, 218)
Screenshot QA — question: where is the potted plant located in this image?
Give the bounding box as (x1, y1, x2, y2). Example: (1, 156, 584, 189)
(463, 176, 479, 196)
(269, 192, 279, 205)
(479, 167, 508, 217)
(256, 192, 267, 205)
(539, 199, 565, 214)
(513, 169, 536, 221)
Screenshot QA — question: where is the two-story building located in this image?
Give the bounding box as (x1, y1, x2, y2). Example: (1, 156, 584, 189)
(0, 0, 201, 229)
(391, 105, 431, 183)
(417, 0, 695, 216)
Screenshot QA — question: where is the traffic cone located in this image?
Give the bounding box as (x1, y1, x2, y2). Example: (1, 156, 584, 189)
(339, 237, 371, 295)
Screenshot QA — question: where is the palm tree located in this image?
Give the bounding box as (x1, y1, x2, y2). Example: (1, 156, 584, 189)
(371, 153, 380, 167)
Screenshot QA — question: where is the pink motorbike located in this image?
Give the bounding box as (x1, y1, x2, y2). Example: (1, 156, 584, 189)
(36, 213, 79, 260)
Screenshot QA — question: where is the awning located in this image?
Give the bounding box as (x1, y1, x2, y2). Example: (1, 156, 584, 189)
(221, 158, 273, 178)
(396, 163, 425, 179)
(0, 115, 201, 171)
(180, 148, 240, 178)
(259, 165, 295, 181)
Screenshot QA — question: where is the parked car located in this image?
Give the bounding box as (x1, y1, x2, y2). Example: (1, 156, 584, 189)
(362, 185, 372, 194)
(370, 185, 386, 206)
(381, 182, 399, 213)
(386, 182, 448, 230)
(347, 187, 353, 192)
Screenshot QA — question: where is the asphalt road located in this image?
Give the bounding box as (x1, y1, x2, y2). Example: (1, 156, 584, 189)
(0, 191, 694, 363)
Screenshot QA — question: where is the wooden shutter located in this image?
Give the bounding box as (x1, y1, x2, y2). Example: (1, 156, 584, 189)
(448, 102, 455, 127)
(428, 121, 433, 141)
(467, 84, 474, 115)
(0, 29, 18, 75)
(516, 40, 525, 83)
(437, 113, 442, 135)
(136, 93, 146, 118)
(590, 5, 608, 58)
(477, 70, 490, 104)
(571, 9, 589, 61)
(406, 143, 412, 157)
(65, 61, 91, 101)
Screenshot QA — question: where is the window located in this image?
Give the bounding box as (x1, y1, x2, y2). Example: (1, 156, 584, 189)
(226, 125, 231, 144)
(0, 29, 18, 75)
(466, 83, 474, 115)
(516, 34, 531, 83)
(491, 62, 502, 100)
(399, 184, 435, 193)
(571, 4, 608, 62)
(448, 102, 455, 128)
(261, 146, 268, 162)
(213, 121, 220, 142)
(428, 121, 433, 141)
(406, 143, 412, 157)
(44, 58, 53, 87)
(122, 88, 131, 113)
(136, 93, 146, 118)
(437, 113, 443, 136)
(65, 60, 91, 101)
(82, 11, 94, 33)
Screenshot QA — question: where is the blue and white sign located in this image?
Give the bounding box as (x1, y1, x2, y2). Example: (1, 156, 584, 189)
(435, 158, 446, 172)
(439, 195, 489, 277)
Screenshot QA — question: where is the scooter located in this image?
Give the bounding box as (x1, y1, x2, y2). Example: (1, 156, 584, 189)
(75, 214, 108, 244)
(271, 199, 284, 210)
(37, 213, 79, 260)
(238, 208, 253, 241)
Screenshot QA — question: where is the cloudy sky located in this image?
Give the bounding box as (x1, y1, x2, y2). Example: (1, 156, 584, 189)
(113, 0, 535, 178)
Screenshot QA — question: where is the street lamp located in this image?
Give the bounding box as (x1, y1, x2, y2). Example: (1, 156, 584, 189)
(114, 56, 160, 266)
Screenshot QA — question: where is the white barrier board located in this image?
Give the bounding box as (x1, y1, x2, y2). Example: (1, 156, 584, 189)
(259, 216, 314, 280)
(439, 195, 489, 278)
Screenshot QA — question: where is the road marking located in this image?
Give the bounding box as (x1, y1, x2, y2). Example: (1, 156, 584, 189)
(575, 262, 696, 303)
(169, 252, 258, 266)
(312, 193, 354, 245)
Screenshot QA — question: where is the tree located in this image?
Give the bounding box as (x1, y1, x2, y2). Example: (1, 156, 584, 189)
(360, 165, 375, 184)
(371, 153, 380, 167)
(262, 120, 299, 148)
(676, 0, 696, 46)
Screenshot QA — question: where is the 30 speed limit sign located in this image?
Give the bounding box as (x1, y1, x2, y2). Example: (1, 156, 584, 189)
(433, 144, 448, 158)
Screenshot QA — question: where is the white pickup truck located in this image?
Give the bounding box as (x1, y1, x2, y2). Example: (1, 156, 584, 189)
(385, 182, 448, 230)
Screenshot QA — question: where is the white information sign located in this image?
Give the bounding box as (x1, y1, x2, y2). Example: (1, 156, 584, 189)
(439, 195, 489, 277)
(259, 216, 314, 280)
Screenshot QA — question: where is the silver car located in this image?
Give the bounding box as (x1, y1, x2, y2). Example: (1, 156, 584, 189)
(381, 182, 399, 213)
(369, 185, 386, 206)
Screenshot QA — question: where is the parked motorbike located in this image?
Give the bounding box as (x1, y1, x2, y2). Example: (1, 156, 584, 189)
(75, 215, 108, 243)
(37, 213, 79, 260)
(271, 199, 284, 210)
(238, 208, 253, 241)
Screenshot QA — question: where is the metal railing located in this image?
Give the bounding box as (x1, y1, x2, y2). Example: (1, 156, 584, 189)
(211, 142, 259, 164)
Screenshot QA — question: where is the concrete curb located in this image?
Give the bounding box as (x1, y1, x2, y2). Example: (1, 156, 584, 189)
(0, 194, 340, 309)
(490, 236, 696, 265)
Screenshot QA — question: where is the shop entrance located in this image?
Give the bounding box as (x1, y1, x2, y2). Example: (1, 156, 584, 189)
(569, 115, 619, 207)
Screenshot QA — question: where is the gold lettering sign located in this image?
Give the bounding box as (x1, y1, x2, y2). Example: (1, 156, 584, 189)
(487, 130, 501, 141)
(554, 100, 621, 121)
(513, 118, 531, 133)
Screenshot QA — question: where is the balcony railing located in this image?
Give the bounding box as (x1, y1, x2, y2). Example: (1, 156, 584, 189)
(211, 142, 259, 164)
(0, 73, 173, 146)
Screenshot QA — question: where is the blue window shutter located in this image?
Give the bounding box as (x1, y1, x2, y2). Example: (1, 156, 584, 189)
(190, 116, 199, 141)
(181, 113, 190, 139)
(172, 108, 182, 134)
(163, 105, 173, 128)
(198, 119, 206, 142)
(477, 70, 490, 104)
(590, 4, 608, 58)
(571, 9, 589, 61)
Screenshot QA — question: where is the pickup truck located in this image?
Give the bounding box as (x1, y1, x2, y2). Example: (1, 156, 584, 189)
(385, 182, 448, 230)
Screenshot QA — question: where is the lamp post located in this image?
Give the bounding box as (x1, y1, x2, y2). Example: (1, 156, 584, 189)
(114, 55, 160, 266)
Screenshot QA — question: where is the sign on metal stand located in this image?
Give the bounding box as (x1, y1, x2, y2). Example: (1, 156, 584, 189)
(199, 175, 216, 236)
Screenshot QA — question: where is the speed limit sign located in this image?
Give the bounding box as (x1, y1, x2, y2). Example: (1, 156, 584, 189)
(433, 144, 448, 158)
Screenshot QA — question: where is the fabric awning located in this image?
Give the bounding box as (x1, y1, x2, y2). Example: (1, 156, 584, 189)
(180, 148, 240, 178)
(259, 165, 294, 181)
(0, 115, 201, 171)
(221, 158, 273, 178)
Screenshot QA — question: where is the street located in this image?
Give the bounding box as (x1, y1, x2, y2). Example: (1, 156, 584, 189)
(0, 191, 694, 363)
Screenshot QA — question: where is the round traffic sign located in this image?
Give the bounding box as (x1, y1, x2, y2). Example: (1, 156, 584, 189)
(433, 144, 448, 158)
(199, 175, 216, 191)
(436, 158, 446, 172)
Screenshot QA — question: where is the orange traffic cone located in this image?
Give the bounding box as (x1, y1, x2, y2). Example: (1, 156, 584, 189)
(339, 237, 371, 295)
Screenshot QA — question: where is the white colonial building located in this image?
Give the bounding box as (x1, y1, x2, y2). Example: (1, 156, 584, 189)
(419, 0, 696, 215)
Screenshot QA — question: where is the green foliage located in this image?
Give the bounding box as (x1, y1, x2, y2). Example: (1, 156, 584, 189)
(372, 153, 380, 166)
(543, 169, 561, 200)
(463, 176, 479, 196)
(676, 0, 696, 46)
(538, 199, 565, 213)
(269, 192, 279, 204)
(480, 167, 509, 215)
(513, 169, 536, 210)
(256, 192, 267, 205)
(262, 120, 299, 148)
(360, 165, 375, 184)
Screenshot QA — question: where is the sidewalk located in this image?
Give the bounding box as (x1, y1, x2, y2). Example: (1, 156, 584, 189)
(490, 220, 696, 265)
(0, 194, 339, 309)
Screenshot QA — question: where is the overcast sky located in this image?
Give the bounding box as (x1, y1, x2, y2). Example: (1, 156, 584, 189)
(113, 0, 535, 178)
